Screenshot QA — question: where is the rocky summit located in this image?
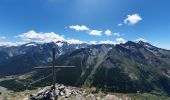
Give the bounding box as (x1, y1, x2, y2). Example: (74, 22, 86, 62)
(30, 84, 132, 100)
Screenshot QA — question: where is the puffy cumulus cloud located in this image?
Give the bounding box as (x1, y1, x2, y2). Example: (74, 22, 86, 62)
(69, 25, 89, 31)
(0, 36, 6, 39)
(124, 13, 142, 25)
(16, 30, 85, 44)
(69, 25, 121, 37)
(115, 38, 126, 44)
(104, 29, 112, 36)
(89, 30, 102, 36)
(17, 30, 65, 42)
(69, 25, 102, 36)
(104, 30, 120, 37)
(135, 38, 147, 42)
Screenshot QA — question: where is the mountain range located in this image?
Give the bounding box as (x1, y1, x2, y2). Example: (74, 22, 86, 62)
(0, 41, 170, 96)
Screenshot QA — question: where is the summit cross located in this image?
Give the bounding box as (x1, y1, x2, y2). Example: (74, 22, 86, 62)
(34, 47, 75, 89)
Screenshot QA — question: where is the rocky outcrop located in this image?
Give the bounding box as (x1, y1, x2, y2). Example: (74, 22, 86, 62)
(30, 84, 132, 100)
(30, 84, 88, 100)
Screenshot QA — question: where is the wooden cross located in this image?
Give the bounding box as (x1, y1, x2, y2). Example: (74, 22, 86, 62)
(34, 47, 75, 89)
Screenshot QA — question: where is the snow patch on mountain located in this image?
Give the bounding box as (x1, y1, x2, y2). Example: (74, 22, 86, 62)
(25, 43, 37, 47)
(56, 42, 63, 47)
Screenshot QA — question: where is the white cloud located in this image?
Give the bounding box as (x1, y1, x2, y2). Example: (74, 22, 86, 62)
(67, 39, 83, 44)
(104, 30, 120, 37)
(15, 30, 126, 46)
(99, 40, 115, 44)
(118, 23, 123, 26)
(89, 30, 102, 36)
(69, 25, 121, 37)
(0, 42, 25, 47)
(98, 38, 126, 45)
(113, 33, 120, 37)
(135, 38, 147, 42)
(89, 41, 97, 44)
(0, 36, 6, 39)
(69, 25, 102, 36)
(124, 13, 142, 25)
(115, 38, 126, 44)
(17, 30, 65, 42)
(17, 30, 85, 44)
(69, 25, 89, 31)
(104, 29, 112, 36)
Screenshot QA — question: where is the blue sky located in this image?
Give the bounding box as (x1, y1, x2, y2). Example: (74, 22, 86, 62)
(0, 0, 170, 49)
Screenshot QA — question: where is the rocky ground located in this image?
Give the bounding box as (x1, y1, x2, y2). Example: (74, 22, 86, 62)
(1, 83, 170, 100)
(30, 84, 132, 100)
(0, 83, 132, 100)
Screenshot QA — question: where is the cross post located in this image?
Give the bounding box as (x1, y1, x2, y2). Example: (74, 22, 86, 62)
(52, 47, 56, 89)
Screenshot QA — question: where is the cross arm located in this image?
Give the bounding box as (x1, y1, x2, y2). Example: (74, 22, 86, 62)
(33, 66, 75, 70)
